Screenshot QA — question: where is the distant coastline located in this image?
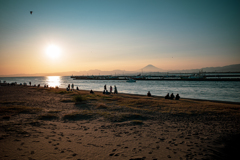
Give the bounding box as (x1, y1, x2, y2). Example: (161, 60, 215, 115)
(1, 64, 240, 77)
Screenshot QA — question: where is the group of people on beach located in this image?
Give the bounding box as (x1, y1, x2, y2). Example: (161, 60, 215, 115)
(2, 80, 181, 100)
(103, 84, 118, 94)
(146, 91, 180, 100)
(66, 83, 75, 91)
(165, 93, 180, 100)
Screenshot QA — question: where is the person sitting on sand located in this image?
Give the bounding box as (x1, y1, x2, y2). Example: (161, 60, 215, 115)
(165, 93, 170, 99)
(90, 89, 94, 94)
(103, 90, 106, 94)
(66, 87, 69, 91)
(147, 91, 151, 97)
(76, 86, 79, 90)
(106, 90, 110, 95)
(175, 94, 180, 100)
(170, 93, 175, 100)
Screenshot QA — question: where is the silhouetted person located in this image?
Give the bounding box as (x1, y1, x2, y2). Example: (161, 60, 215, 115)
(71, 83, 74, 90)
(110, 86, 112, 93)
(103, 90, 106, 94)
(29, 82, 31, 86)
(114, 85, 118, 94)
(90, 89, 94, 94)
(66, 87, 69, 91)
(165, 93, 170, 99)
(76, 86, 79, 90)
(106, 90, 110, 95)
(68, 84, 70, 89)
(147, 91, 151, 97)
(170, 93, 175, 100)
(104, 84, 106, 90)
(30, 11, 33, 15)
(175, 94, 180, 100)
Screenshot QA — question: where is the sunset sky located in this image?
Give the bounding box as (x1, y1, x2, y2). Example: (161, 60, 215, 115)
(0, 0, 239, 75)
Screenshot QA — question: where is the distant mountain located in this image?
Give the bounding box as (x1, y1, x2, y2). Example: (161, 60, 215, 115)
(201, 64, 240, 72)
(167, 64, 240, 73)
(139, 64, 163, 72)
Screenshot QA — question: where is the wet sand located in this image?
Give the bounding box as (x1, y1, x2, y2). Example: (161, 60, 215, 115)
(1, 85, 240, 160)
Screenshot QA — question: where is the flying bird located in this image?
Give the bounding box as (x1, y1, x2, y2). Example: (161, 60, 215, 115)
(30, 11, 33, 15)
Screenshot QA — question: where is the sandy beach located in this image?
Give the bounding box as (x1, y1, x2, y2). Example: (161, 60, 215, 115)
(1, 85, 240, 160)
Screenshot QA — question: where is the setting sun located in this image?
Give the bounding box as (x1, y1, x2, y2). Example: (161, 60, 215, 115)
(45, 45, 61, 59)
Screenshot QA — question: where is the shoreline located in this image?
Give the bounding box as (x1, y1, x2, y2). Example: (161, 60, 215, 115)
(1, 83, 240, 104)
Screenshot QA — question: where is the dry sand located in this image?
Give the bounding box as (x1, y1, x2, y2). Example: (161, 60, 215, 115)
(0, 85, 240, 160)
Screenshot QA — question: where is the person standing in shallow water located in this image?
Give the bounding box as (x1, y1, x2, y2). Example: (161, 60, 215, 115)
(104, 84, 106, 91)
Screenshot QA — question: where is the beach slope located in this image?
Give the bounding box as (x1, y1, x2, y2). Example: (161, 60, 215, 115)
(1, 85, 240, 160)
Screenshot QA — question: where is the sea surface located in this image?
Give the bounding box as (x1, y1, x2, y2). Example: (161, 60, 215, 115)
(1, 76, 240, 103)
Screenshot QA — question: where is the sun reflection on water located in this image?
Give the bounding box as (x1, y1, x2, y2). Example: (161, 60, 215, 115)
(46, 76, 60, 88)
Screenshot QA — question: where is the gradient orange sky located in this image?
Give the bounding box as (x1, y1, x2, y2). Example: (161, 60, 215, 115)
(0, 0, 240, 76)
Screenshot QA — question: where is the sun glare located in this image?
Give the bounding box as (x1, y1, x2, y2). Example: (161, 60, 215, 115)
(46, 76, 60, 88)
(45, 45, 61, 59)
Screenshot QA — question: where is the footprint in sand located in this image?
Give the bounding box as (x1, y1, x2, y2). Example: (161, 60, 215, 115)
(109, 153, 114, 156)
(114, 153, 120, 156)
(72, 153, 77, 156)
(129, 156, 146, 160)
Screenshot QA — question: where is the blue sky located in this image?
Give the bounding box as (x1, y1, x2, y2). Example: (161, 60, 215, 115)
(0, 0, 239, 75)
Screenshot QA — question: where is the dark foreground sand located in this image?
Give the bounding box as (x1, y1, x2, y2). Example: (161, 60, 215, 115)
(0, 85, 240, 160)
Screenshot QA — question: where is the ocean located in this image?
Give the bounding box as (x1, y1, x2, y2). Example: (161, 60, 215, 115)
(1, 76, 240, 103)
